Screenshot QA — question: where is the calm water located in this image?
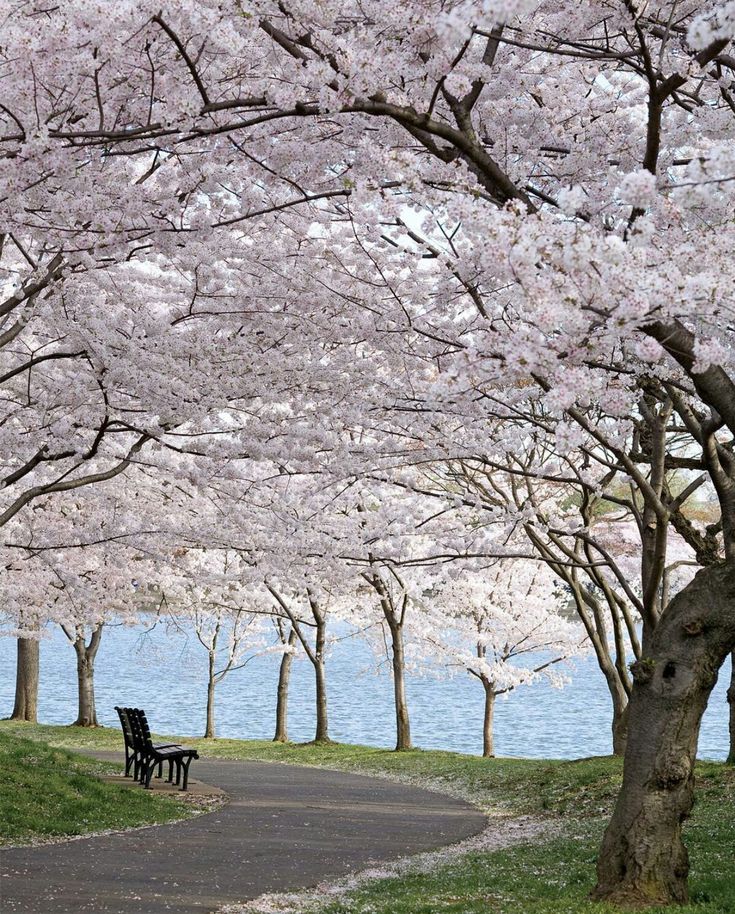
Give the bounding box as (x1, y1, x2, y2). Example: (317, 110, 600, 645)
(0, 623, 730, 760)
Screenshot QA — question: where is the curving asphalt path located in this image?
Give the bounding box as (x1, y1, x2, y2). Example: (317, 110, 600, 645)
(0, 754, 486, 914)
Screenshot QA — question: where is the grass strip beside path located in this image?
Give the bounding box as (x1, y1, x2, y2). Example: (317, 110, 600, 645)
(0, 721, 623, 816)
(0, 730, 193, 846)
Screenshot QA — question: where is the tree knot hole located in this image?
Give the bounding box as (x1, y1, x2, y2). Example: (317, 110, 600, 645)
(655, 756, 691, 789)
(662, 661, 676, 680)
(682, 619, 705, 636)
(629, 658, 655, 683)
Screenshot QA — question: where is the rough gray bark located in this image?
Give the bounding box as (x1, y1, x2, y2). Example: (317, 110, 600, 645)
(387, 618, 412, 751)
(10, 637, 39, 722)
(728, 651, 735, 766)
(204, 650, 216, 738)
(610, 681, 630, 758)
(482, 680, 496, 758)
(273, 628, 297, 743)
(71, 625, 103, 727)
(588, 637, 630, 757)
(593, 562, 735, 905)
(313, 619, 330, 744)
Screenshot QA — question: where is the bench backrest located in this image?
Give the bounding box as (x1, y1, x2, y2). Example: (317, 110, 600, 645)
(115, 706, 136, 750)
(130, 707, 156, 752)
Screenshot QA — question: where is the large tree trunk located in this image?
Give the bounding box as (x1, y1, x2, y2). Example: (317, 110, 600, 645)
(593, 563, 735, 906)
(72, 626, 103, 728)
(482, 680, 496, 758)
(204, 650, 216, 738)
(388, 620, 412, 751)
(10, 637, 39, 722)
(273, 628, 297, 742)
(727, 651, 735, 766)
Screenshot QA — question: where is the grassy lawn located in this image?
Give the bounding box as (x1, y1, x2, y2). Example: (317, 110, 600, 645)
(0, 729, 194, 846)
(1, 721, 733, 913)
(0, 720, 623, 815)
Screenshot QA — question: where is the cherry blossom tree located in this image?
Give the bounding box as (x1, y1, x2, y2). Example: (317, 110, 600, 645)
(1, 531, 143, 728)
(200, 467, 360, 746)
(410, 450, 642, 756)
(352, 488, 461, 754)
(158, 548, 279, 738)
(265, 582, 342, 744)
(0, 465, 186, 725)
(179, 604, 271, 740)
(434, 440, 714, 750)
(424, 562, 584, 757)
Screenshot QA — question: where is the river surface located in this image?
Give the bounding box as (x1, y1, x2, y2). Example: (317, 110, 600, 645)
(0, 623, 730, 760)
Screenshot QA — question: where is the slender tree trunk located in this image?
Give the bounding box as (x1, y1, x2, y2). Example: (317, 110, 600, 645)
(369, 572, 412, 751)
(590, 613, 633, 756)
(482, 680, 496, 758)
(74, 648, 98, 727)
(727, 651, 735, 766)
(10, 637, 39, 722)
(313, 653, 329, 743)
(273, 628, 297, 742)
(311, 606, 331, 743)
(610, 682, 629, 758)
(72, 626, 103, 728)
(561, 566, 633, 758)
(593, 563, 735, 905)
(388, 620, 412, 751)
(590, 644, 630, 756)
(591, 647, 630, 757)
(267, 587, 331, 744)
(204, 650, 216, 738)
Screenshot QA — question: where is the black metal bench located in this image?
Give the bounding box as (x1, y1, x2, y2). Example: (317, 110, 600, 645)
(115, 706, 199, 791)
(115, 706, 179, 782)
(134, 709, 199, 791)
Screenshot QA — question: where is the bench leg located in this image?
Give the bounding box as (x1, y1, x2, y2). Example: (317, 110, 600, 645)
(144, 759, 156, 789)
(167, 758, 175, 782)
(180, 757, 193, 791)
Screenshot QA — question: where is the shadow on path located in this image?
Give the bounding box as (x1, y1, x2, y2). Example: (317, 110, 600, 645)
(1, 753, 486, 914)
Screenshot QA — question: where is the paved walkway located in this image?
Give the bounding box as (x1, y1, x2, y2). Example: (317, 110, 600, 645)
(0, 755, 486, 914)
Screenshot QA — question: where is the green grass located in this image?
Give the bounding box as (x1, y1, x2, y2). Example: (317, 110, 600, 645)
(0, 720, 623, 816)
(0, 730, 193, 846)
(315, 812, 734, 914)
(1, 722, 733, 913)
